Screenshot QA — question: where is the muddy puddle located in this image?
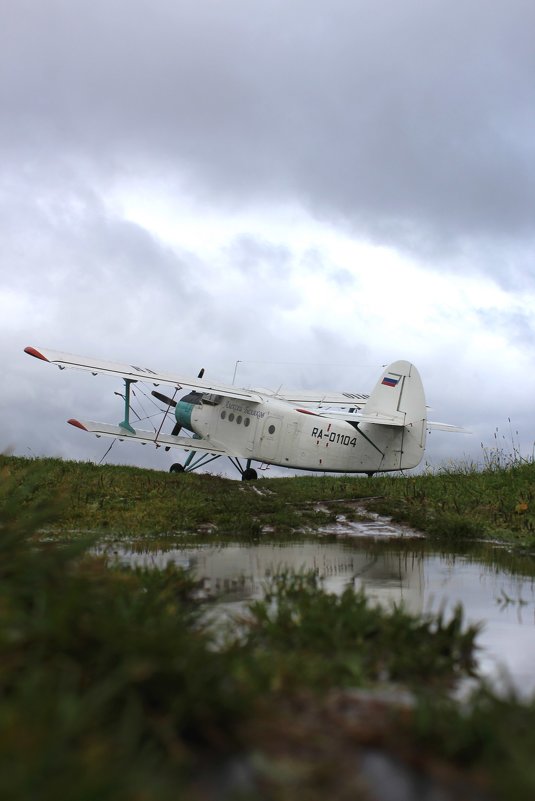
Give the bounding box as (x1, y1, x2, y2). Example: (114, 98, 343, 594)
(100, 514, 535, 697)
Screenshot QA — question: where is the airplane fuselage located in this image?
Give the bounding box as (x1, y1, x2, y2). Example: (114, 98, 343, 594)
(181, 393, 420, 473)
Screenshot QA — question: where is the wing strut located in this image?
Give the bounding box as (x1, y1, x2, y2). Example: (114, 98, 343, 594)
(119, 379, 137, 434)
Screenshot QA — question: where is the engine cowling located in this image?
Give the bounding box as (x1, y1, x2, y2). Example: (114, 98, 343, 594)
(175, 391, 203, 431)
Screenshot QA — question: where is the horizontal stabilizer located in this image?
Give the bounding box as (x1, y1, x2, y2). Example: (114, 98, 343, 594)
(428, 421, 470, 433)
(67, 419, 232, 455)
(315, 409, 406, 426)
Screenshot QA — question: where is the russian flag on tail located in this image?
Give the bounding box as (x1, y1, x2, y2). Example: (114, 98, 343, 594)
(382, 375, 400, 388)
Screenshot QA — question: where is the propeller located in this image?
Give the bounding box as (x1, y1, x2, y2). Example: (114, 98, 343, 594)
(152, 390, 178, 408)
(152, 369, 204, 438)
(152, 390, 182, 436)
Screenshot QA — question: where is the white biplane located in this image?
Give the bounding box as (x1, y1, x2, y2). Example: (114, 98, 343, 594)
(24, 346, 464, 480)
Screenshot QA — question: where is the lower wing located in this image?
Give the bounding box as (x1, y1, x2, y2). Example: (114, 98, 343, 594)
(68, 419, 237, 456)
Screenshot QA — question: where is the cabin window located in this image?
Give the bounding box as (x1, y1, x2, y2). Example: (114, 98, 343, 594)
(229, 413, 235, 422)
(237, 415, 242, 424)
(220, 411, 226, 420)
(268, 424, 276, 435)
(244, 418, 250, 427)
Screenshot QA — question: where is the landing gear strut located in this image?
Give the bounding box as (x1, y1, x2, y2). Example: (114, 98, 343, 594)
(168, 456, 258, 480)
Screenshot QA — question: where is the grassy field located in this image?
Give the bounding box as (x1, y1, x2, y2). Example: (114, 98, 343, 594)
(2, 453, 535, 548)
(1, 454, 535, 799)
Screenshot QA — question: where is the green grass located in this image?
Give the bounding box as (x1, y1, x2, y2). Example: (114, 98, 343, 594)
(1, 465, 535, 799)
(2, 454, 535, 549)
(2, 455, 337, 539)
(366, 459, 535, 548)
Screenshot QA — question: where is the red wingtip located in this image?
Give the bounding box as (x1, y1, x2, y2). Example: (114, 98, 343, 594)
(68, 419, 88, 431)
(24, 346, 49, 362)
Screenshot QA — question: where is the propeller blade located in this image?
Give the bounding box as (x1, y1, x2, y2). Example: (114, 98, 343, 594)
(152, 390, 178, 408)
(153, 389, 181, 435)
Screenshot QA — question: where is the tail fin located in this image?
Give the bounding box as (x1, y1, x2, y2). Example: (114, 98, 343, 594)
(360, 360, 427, 471)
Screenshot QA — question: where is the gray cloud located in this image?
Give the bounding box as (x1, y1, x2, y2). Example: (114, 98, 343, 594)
(2, 1, 535, 475)
(476, 306, 535, 349)
(2, 1, 535, 275)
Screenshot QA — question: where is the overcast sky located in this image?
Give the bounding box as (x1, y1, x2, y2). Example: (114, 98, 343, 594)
(2, 0, 535, 476)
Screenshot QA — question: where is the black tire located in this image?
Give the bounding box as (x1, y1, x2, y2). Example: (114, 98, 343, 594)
(241, 468, 258, 481)
(170, 463, 185, 473)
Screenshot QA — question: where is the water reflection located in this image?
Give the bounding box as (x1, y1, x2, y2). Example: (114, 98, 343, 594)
(105, 539, 535, 695)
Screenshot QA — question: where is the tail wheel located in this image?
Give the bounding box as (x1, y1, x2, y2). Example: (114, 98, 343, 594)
(170, 463, 185, 473)
(241, 468, 258, 481)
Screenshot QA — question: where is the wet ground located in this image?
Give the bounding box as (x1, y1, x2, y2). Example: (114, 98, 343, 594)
(101, 510, 535, 697)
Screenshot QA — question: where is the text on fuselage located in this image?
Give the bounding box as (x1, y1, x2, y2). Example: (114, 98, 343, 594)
(311, 427, 357, 447)
(224, 400, 266, 419)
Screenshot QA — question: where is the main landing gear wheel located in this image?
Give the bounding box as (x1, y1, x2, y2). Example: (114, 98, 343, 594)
(241, 468, 258, 481)
(170, 463, 185, 473)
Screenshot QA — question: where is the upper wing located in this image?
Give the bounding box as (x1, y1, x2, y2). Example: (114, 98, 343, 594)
(24, 346, 263, 404)
(274, 388, 369, 408)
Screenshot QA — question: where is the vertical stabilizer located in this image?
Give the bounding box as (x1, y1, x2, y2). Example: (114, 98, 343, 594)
(360, 360, 427, 471)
